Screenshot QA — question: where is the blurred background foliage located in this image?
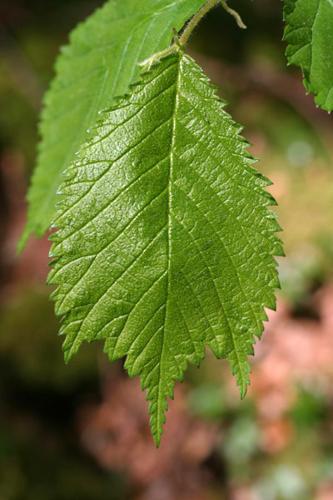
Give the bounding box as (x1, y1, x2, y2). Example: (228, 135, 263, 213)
(0, 1, 333, 499)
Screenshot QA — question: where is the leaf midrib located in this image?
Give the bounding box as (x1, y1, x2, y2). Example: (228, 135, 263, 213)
(155, 55, 182, 440)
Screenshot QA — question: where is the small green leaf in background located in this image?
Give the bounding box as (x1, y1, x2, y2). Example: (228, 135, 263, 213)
(19, 0, 206, 249)
(284, 0, 333, 112)
(49, 51, 282, 445)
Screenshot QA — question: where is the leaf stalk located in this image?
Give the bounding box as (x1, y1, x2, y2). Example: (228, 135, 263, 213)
(139, 0, 246, 69)
(220, 1, 247, 29)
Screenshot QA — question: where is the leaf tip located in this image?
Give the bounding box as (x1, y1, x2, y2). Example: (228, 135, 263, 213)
(16, 227, 30, 255)
(153, 430, 162, 448)
(239, 382, 249, 400)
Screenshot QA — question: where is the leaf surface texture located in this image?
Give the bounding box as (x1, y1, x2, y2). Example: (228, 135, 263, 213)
(20, 0, 206, 247)
(49, 53, 282, 444)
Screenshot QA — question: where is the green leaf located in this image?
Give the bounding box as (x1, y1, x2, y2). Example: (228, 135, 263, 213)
(49, 52, 282, 445)
(284, 0, 333, 112)
(283, 0, 297, 16)
(20, 0, 206, 249)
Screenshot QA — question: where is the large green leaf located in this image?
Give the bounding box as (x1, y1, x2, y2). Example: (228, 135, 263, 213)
(20, 0, 206, 249)
(284, 0, 333, 111)
(49, 52, 282, 445)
